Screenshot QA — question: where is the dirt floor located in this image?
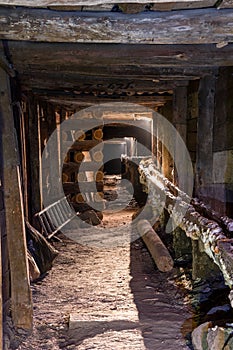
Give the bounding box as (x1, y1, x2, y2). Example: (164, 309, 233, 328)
(9, 206, 195, 350)
(7, 177, 195, 349)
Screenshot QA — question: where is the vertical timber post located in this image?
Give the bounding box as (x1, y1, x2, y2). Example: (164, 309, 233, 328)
(196, 74, 216, 203)
(0, 67, 32, 329)
(28, 95, 42, 218)
(173, 85, 188, 188)
(158, 101, 174, 182)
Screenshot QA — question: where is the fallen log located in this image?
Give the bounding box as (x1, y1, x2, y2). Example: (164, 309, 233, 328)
(137, 219, 174, 272)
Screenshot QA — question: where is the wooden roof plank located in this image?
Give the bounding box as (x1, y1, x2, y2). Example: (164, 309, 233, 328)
(218, 0, 233, 8)
(0, 0, 217, 7)
(7, 41, 233, 68)
(0, 7, 233, 44)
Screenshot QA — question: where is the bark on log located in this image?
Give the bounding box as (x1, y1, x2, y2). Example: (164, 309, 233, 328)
(137, 219, 174, 272)
(0, 7, 233, 45)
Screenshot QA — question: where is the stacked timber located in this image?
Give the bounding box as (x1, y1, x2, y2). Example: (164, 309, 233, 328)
(62, 124, 105, 225)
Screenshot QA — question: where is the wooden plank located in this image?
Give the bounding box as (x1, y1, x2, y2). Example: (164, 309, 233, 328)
(8, 42, 228, 70)
(0, 7, 233, 44)
(0, 0, 216, 9)
(34, 92, 173, 107)
(218, 0, 233, 9)
(0, 66, 33, 330)
(28, 96, 42, 217)
(18, 74, 184, 92)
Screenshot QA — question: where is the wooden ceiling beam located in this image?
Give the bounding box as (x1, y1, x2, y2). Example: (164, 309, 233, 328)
(0, 0, 216, 5)
(19, 76, 185, 92)
(33, 91, 172, 108)
(7, 41, 233, 68)
(1, 7, 233, 44)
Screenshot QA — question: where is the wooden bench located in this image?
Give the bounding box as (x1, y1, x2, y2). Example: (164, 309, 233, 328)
(35, 196, 77, 239)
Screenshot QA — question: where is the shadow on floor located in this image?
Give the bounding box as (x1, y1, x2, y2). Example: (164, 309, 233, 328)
(129, 238, 194, 350)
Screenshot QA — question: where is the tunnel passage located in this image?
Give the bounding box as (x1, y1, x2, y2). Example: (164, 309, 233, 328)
(60, 117, 154, 224)
(2, 24, 233, 350)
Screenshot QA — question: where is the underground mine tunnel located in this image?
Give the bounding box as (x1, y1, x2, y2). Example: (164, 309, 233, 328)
(1, 2, 233, 350)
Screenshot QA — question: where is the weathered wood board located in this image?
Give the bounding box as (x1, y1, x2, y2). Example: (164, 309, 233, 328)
(0, 8, 232, 44)
(218, 0, 233, 8)
(0, 66, 33, 330)
(0, 0, 217, 10)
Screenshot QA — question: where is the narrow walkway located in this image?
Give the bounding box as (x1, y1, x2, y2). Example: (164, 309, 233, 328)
(14, 226, 193, 350)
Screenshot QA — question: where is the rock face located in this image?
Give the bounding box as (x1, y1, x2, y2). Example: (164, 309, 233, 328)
(192, 323, 233, 350)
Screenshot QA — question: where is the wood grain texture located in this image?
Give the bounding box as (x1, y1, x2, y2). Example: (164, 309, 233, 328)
(9, 42, 227, 69)
(218, 0, 233, 8)
(0, 0, 217, 9)
(0, 7, 232, 44)
(0, 66, 33, 330)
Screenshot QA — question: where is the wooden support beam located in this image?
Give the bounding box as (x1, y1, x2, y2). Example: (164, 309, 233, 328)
(9, 41, 223, 70)
(0, 67, 32, 330)
(34, 92, 172, 108)
(28, 96, 42, 217)
(217, 0, 233, 8)
(172, 86, 188, 189)
(0, 0, 217, 7)
(19, 75, 182, 93)
(195, 75, 216, 201)
(0, 8, 233, 44)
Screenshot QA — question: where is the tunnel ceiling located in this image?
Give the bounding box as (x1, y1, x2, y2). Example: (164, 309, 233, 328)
(6, 41, 227, 110)
(2, 2, 233, 110)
